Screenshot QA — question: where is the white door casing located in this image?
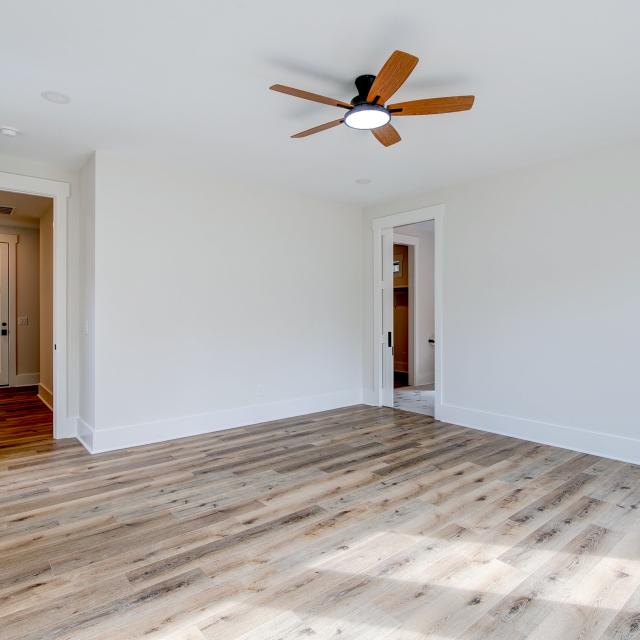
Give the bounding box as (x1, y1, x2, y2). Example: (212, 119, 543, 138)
(371, 205, 444, 417)
(381, 227, 394, 407)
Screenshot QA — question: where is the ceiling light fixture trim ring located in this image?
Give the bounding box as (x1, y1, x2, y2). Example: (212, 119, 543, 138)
(343, 103, 391, 130)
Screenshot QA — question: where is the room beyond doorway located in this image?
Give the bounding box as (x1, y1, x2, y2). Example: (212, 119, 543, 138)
(0, 189, 54, 437)
(392, 220, 435, 416)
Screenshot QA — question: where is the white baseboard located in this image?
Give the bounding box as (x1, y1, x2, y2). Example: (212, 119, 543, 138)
(362, 389, 378, 406)
(76, 417, 93, 451)
(77, 388, 363, 454)
(52, 415, 80, 439)
(439, 403, 640, 466)
(13, 372, 40, 386)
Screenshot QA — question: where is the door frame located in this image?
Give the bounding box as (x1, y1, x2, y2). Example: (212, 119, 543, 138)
(0, 171, 69, 439)
(371, 204, 444, 416)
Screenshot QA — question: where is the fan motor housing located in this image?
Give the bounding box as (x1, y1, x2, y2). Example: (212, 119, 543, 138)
(351, 74, 376, 105)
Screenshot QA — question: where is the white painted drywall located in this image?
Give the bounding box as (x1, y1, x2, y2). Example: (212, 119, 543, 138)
(78, 155, 95, 433)
(39, 205, 53, 397)
(88, 151, 363, 451)
(364, 142, 640, 463)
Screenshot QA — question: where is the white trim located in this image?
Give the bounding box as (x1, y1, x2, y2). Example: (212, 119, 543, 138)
(78, 388, 363, 453)
(392, 233, 420, 245)
(76, 417, 92, 451)
(371, 205, 444, 420)
(440, 403, 640, 466)
(362, 388, 378, 406)
(14, 372, 40, 386)
(0, 171, 70, 438)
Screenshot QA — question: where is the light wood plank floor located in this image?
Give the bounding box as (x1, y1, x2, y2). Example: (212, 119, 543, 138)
(2, 403, 640, 639)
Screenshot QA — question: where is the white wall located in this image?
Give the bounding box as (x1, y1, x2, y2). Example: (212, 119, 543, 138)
(78, 155, 95, 435)
(85, 151, 363, 451)
(365, 143, 640, 464)
(416, 229, 435, 385)
(39, 204, 53, 402)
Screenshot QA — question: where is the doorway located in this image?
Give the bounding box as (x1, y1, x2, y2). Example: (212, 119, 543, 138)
(392, 243, 410, 388)
(392, 223, 435, 416)
(372, 205, 443, 418)
(0, 172, 68, 439)
(0, 189, 55, 436)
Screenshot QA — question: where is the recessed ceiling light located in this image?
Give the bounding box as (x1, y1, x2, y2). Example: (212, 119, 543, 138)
(41, 90, 71, 105)
(355, 178, 372, 185)
(344, 104, 390, 130)
(0, 126, 20, 137)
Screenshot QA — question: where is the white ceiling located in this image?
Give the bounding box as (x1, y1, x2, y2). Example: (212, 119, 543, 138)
(1, 1, 639, 205)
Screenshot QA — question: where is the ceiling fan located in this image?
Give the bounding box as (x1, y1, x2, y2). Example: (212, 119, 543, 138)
(270, 50, 474, 147)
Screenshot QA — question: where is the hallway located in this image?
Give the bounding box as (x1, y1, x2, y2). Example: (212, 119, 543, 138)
(0, 386, 52, 449)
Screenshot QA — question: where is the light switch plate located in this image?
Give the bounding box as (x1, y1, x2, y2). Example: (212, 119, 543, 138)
(17, 316, 28, 326)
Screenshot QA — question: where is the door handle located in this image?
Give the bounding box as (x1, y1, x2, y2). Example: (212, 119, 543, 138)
(388, 332, 392, 347)
(428, 338, 435, 344)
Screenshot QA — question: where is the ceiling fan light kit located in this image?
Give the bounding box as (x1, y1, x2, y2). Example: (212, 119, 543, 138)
(270, 50, 474, 146)
(344, 104, 390, 130)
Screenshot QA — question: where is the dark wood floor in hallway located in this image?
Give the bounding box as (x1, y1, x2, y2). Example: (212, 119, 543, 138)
(0, 386, 52, 449)
(2, 402, 640, 639)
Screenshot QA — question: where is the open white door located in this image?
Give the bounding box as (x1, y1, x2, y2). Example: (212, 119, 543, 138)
(0, 242, 8, 386)
(381, 228, 394, 406)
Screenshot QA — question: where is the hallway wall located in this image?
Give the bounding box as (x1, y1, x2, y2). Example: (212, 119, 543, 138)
(0, 224, 40, 383)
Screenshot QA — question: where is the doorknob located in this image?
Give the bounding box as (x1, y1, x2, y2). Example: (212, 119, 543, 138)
(428, 338, 435, 344)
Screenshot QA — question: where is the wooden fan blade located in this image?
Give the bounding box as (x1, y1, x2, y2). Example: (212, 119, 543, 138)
(291, 119, 343, 138)
(270, 84, 352, 109)
(388, 96, 475, 116)
(367, 51, 419, 104)
(372, 123, 401, 147)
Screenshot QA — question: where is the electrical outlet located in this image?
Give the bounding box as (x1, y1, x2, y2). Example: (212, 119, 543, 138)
(17, 316, 28, 326)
